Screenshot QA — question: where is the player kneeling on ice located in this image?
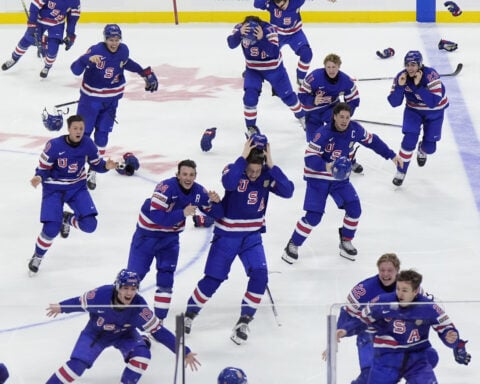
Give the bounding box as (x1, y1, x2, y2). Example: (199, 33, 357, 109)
(183, 135, 294, 345)
(45, 269, 200, 383)
(282, 103, 402, 263)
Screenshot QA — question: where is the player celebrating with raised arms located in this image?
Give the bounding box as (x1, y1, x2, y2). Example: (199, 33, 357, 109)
(254, 0, 312, 87)
(227, 15, 305, 136)
(70, 24, 158, 190)
(388, 50, 449, 186)
(28, 114, 118, 275)
(184, 135, 294, 344)
(44, 269, 200, 383)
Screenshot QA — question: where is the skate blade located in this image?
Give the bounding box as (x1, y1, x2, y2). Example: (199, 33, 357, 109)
(339, 250, 356, 261)
(281, 252, 296, 265)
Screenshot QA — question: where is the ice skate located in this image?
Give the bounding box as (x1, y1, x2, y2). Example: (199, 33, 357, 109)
(184, 312, 197, 335)
(40, 66, 50, 78)
(338, 228, 357, 261)
(60, 211, 74, 239)
(392, 171, 406, 186)
(230, 315, 252, 345)
(417, 142, 427, 167)
(246, 125, 261, 139)
(1, 58, 17, 71)
(28, 255, 43, 275)
(87, 170, 97, 190)
(281, 239, 298, 264)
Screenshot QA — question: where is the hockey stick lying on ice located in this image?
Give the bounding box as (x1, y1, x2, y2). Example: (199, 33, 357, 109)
(355, 63, 463, 81)
(266, 284, 282, 327)
(54, 100, 79, 108)
(354, 119, 402, 128)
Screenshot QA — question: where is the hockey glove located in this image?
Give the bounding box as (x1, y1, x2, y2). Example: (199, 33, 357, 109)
(116, 152, 140, 176)
(200, 127, 217, 152)
(444, 1, 462, 16)
(141, 67, 158, 92)
(192, 214, 215, 228)
(27, 23, 39, 38)
(376, 47, 395, 59)
(454, 340, 471, 365)
(438, 39, 458, 52)
(63, 34, 76, 51)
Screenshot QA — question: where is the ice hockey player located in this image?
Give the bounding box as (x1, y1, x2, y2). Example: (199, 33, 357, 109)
(357, 269, 470, 383)
(1, 0, 80, 78)
(184, 135, 294, 344)
(227, 15, 305, 135)
(70, 24, 158, 190)
(254, 0, 313, 86)
(282, 103, 402, 263)
(388, 50, 449, 186)
(44, 269, 200, 383)
(28, 115, 118, 275)
(126, 159, 223, 321)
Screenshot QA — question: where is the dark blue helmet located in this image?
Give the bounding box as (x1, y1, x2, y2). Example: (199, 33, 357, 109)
(251, 133, 268, 150)
(104, 24, 122, 40)
(115, 269, 140, 290)
(0, 363, 9, 384)
(332, 156, 352, 180)
(42, 108, 64, 131)
(217, 367, 248, 384)
(404, 50, 423, 67)
(242, 21, 259, 46)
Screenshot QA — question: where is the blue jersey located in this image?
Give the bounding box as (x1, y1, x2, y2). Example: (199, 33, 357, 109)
(29, 0, 80, 36)
(58, 284, 186, 353)
(304, 121, 396, 183)
(337, 274, 394, 335)
(363, 292, 459, 353)
(387, 66, 448, 112)
(254, 0, 305, 36)
(34, 135, 109, 190)
(71, 42, 144, 102)
(299, 69, 360, 124)
(214, 157, 294, 236)
(135, 177, 223, 236)
(227, 21, 283, 71)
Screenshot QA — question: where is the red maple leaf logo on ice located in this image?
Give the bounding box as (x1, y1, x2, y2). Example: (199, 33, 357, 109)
(124, 64, 243, 102)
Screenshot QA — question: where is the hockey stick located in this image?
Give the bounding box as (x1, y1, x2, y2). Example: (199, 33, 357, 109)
(54, 100, 79, 108)
(173, 313, 185, 384)
(172, 0, 179, 25)
(356, 63, 463, 81)
(20, 0, 44, 58)
(265, 285, 282, 327)
(354, 119, 402, 128)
